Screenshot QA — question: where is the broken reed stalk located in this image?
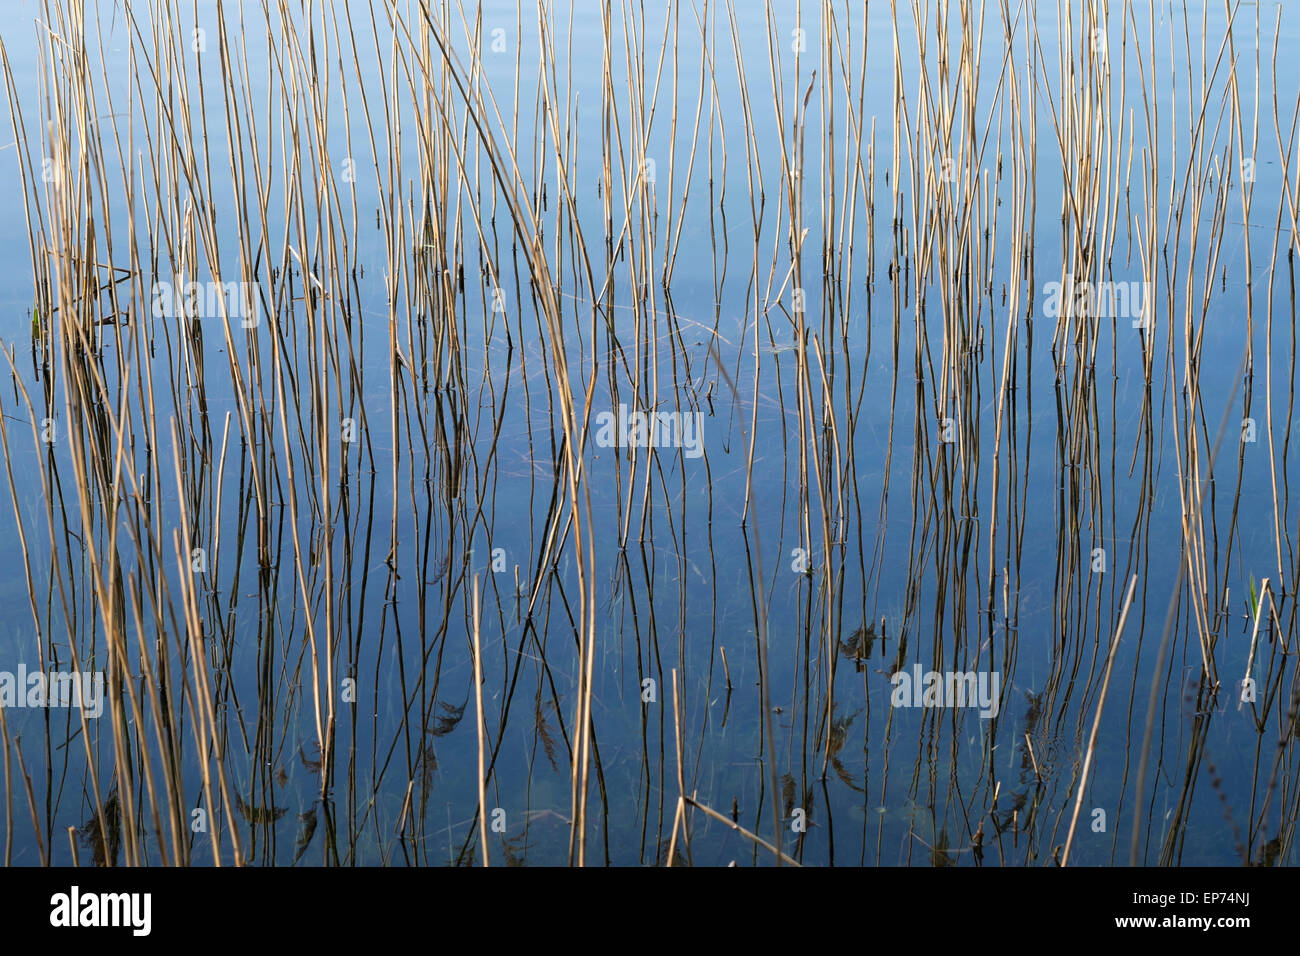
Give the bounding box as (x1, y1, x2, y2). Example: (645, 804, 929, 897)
(0, 702, 13, 864)
(1239, 577, 1270, 712)
(667, 668, 688, 866)
(1062, 573, 1138, 866)
(683, 795, 802, 867)
(472, 573, 489, 867)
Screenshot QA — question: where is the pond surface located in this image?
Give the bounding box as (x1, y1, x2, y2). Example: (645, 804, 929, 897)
(0, 0, 1297, 866)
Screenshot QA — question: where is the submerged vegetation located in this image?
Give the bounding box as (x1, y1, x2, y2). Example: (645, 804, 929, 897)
(0, 0, 1297, 866)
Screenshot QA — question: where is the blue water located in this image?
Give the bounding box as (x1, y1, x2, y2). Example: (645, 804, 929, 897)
(0, 0, 1296, 867)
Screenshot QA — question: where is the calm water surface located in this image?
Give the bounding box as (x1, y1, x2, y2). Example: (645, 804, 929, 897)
(0, 0, 1297, 866)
